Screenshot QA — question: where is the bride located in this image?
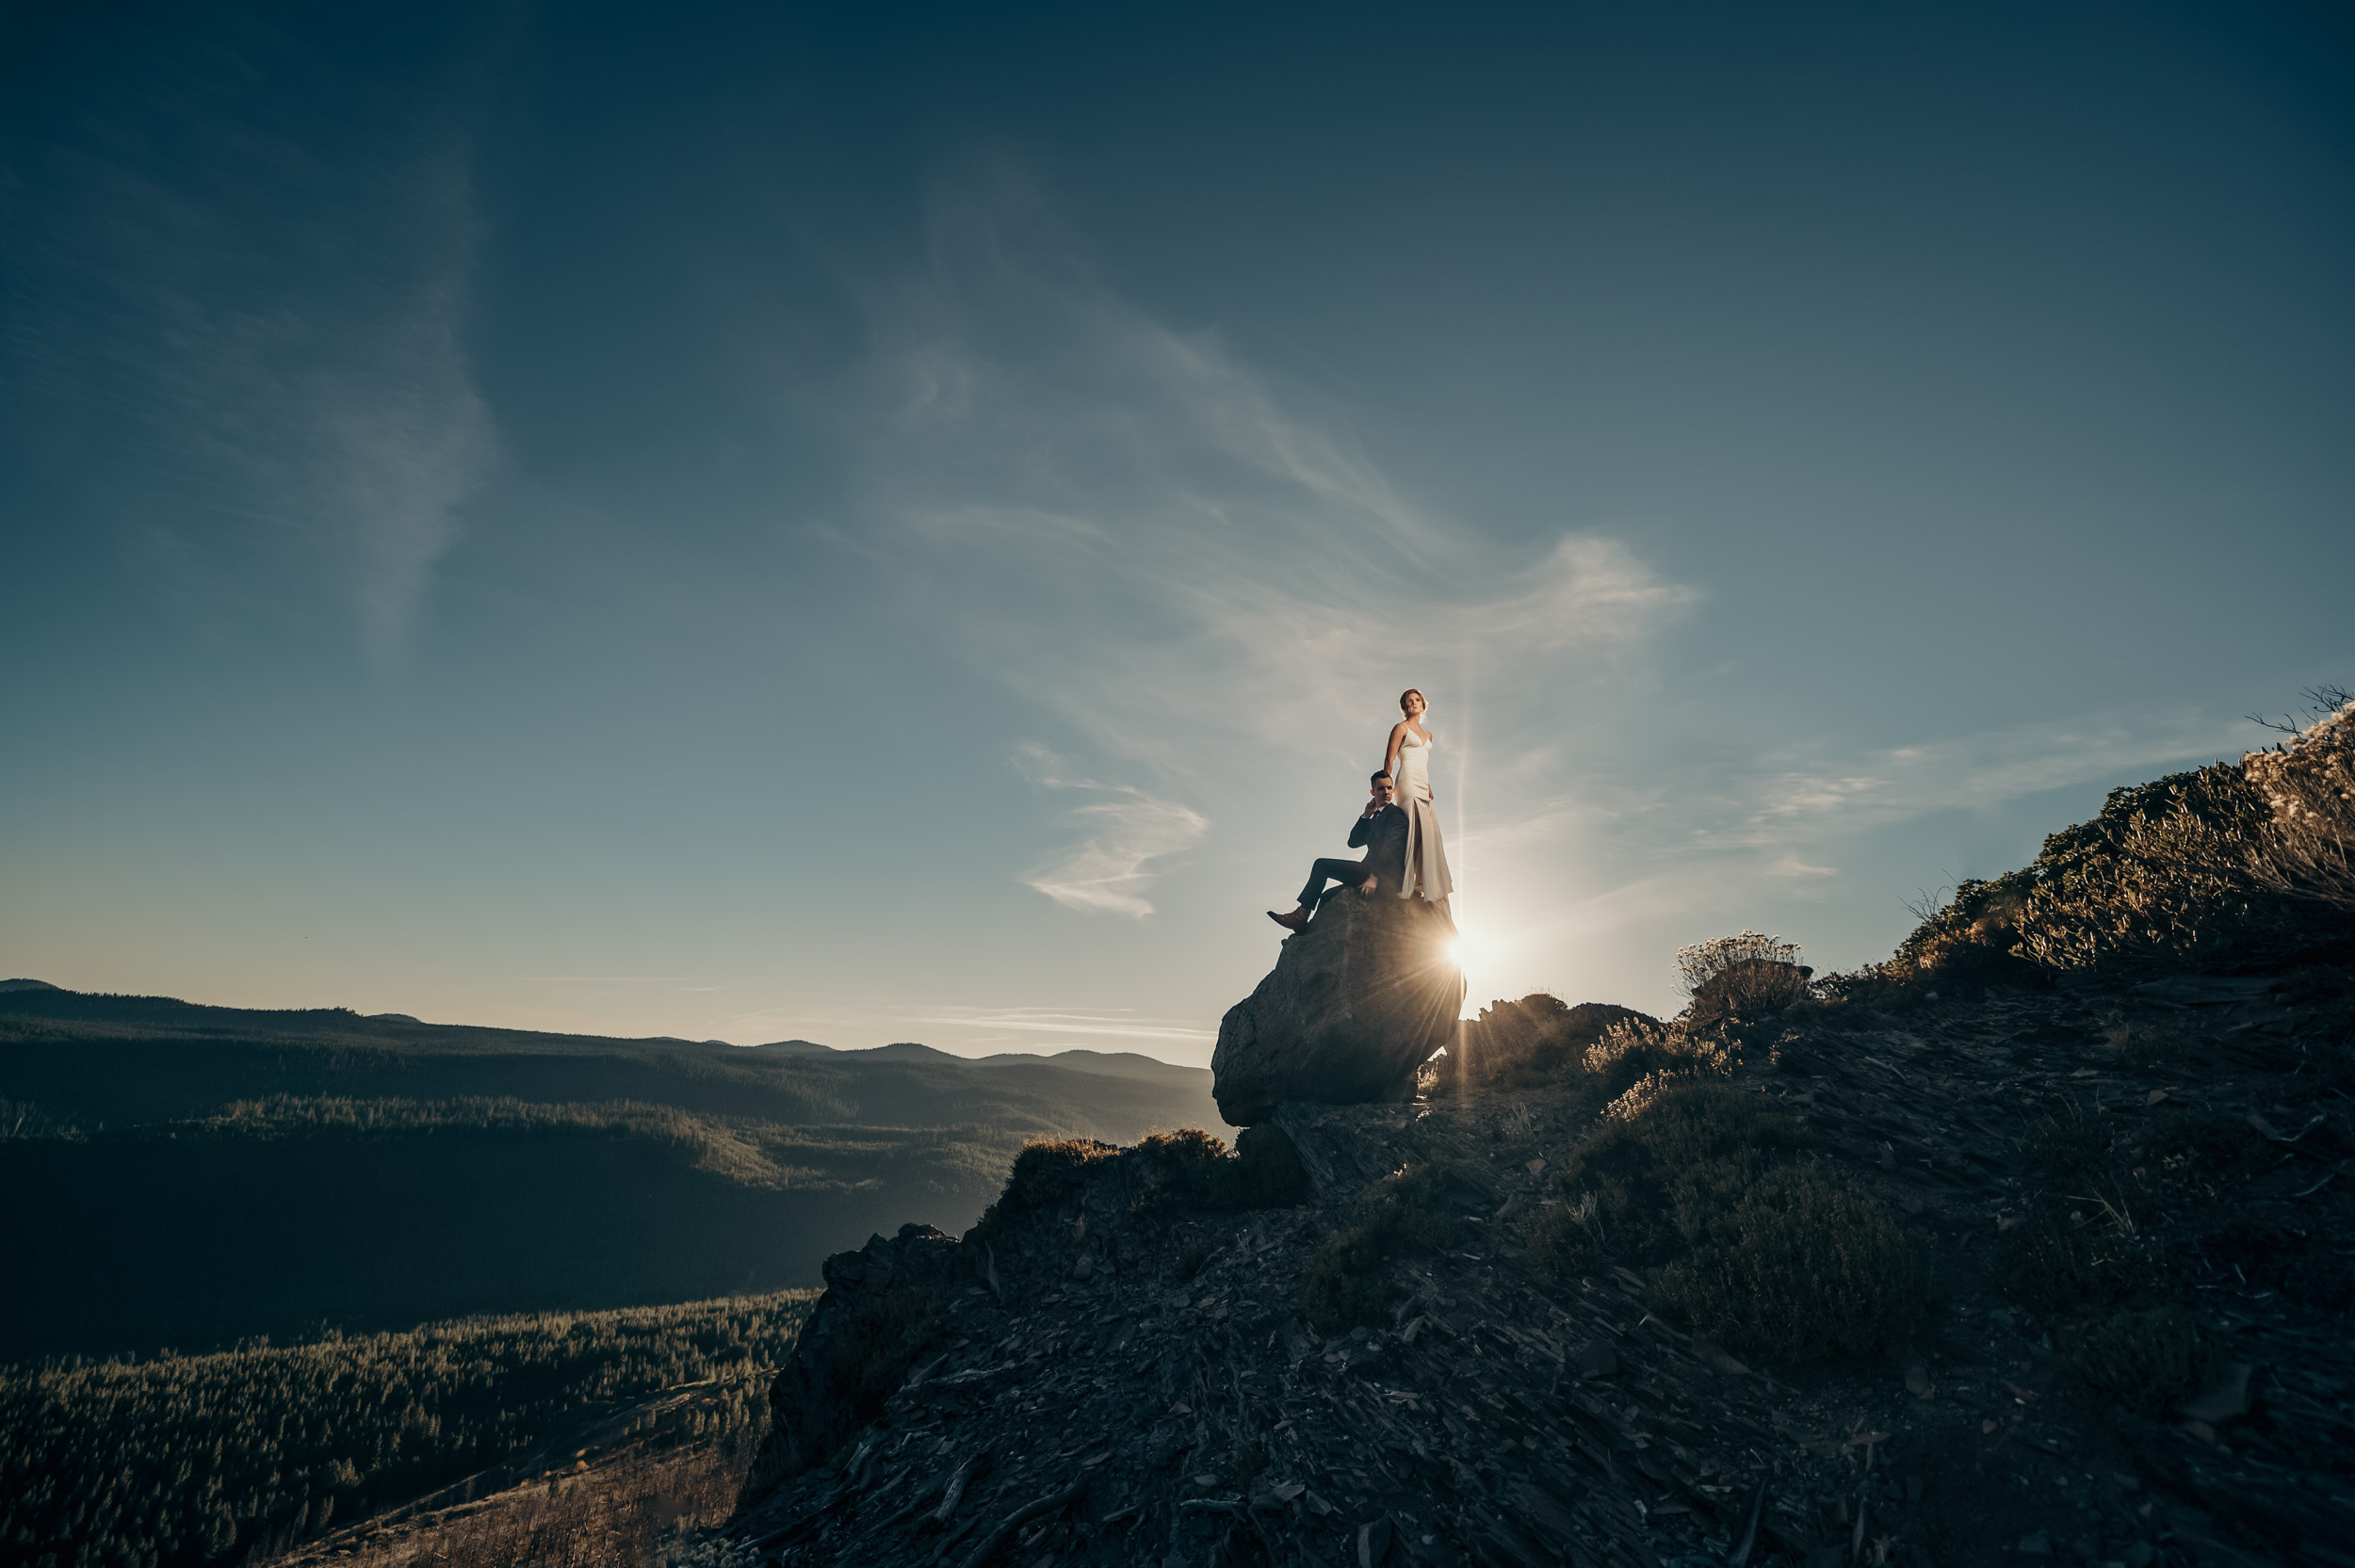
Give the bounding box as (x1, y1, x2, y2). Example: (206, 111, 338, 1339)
(1385, 688, 1454, 912)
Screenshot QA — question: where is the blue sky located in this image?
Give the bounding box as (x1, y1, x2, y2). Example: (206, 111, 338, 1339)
(4, 1, 2349, 1062)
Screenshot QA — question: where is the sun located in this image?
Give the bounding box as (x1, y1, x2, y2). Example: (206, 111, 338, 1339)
(1443, 929, 1491, 976)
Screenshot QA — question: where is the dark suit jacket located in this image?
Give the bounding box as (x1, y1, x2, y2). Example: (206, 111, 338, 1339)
(1348, 803, 1410, 888)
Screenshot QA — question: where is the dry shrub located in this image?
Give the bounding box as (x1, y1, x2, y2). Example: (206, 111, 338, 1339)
(2020, 775, 2272, 971)
(295, 1445, 748, 1568)
(2066, 1308, 2221, 1414)
(1685, 959, 1812, 1029)
(1849, 694, 2354, 996)
(2242, 694, 2355, 912)
(1583, 1020, 1729, 1097)
(1674, 931, 1803, 995)
(1898, 931, 2043, 995)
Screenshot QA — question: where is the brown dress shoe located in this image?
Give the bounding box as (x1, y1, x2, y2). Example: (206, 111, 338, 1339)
(1267, 908, 1308, 931)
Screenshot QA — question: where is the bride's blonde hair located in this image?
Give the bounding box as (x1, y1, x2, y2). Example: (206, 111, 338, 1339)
(1399, 688, 1425, 712)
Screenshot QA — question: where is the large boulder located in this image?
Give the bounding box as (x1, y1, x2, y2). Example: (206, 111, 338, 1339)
(1211, 889, 1464, 1126)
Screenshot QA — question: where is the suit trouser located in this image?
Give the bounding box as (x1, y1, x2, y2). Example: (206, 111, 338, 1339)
(1300, 857, 1372, 909)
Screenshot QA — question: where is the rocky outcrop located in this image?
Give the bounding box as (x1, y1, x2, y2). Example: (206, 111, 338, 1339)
(720, 962, 2355, 1568)
(739, 1222, 964, 1505)
(1210, 888, 1464, 1126)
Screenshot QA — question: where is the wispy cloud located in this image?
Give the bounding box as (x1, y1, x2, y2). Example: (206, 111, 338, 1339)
(818, 165, 2260, 984)
(1689, 707, 2252, 853)
(908, 1005, 1217, 1045)
(696, 997, 1217, 1056)
(2, 19, 495, 671)
(829, 165, 1695, 913)
(1013, 744, 1208, 917)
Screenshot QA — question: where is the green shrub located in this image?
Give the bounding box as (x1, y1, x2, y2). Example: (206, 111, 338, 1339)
(972, 1137, 1118, 1237)
(1354, 1164, 1469, 1253)
(1129, 1128, 1229, 1205)
(1128, 1125, 1309, 1216)
(824, 1289, 942, 1423)
(1650, 1163, 1932, 1365)
(1300, 1225, 1392, 1334)
(1555, 1081, 1814, 1259)
(1298, 1165, 1469, 1334)
(2067, 1308, 2221, 1413)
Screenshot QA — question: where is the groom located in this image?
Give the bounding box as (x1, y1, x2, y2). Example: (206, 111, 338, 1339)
(1267, 771, 1408, 931)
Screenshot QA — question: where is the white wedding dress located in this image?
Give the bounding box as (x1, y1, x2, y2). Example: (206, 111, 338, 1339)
(1392, 729, 1454, 908)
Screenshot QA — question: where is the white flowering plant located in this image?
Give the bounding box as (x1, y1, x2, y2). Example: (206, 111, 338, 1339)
(2241, 689, 2355, 912)
(1672, 930, 1804, 996)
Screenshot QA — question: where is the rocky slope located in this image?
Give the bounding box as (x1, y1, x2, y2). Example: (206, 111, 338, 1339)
(713, 955, 2353, 1568)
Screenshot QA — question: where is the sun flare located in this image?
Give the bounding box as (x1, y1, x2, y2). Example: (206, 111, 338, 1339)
(1444, 930, 1490, 977)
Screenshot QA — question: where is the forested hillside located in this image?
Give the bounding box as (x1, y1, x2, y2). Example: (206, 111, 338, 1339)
(0, 1290, 813, 1568)
(0, 990, 1216, 1362)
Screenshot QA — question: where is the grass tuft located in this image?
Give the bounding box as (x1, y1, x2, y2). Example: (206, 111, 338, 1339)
(2021, 1101, 2115, 1184)
(2066, 1307, 2222, 1413)
(2000, 1204, 2149, 1314)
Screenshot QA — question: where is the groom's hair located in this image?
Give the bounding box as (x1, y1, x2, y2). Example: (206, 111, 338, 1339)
(1370, 770, 1391, 784)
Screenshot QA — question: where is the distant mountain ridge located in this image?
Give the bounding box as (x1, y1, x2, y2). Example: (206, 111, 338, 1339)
(0, 983, 1219, 1363)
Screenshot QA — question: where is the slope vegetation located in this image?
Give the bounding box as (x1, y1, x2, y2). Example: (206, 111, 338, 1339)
(0, 1291, 813, 1568)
